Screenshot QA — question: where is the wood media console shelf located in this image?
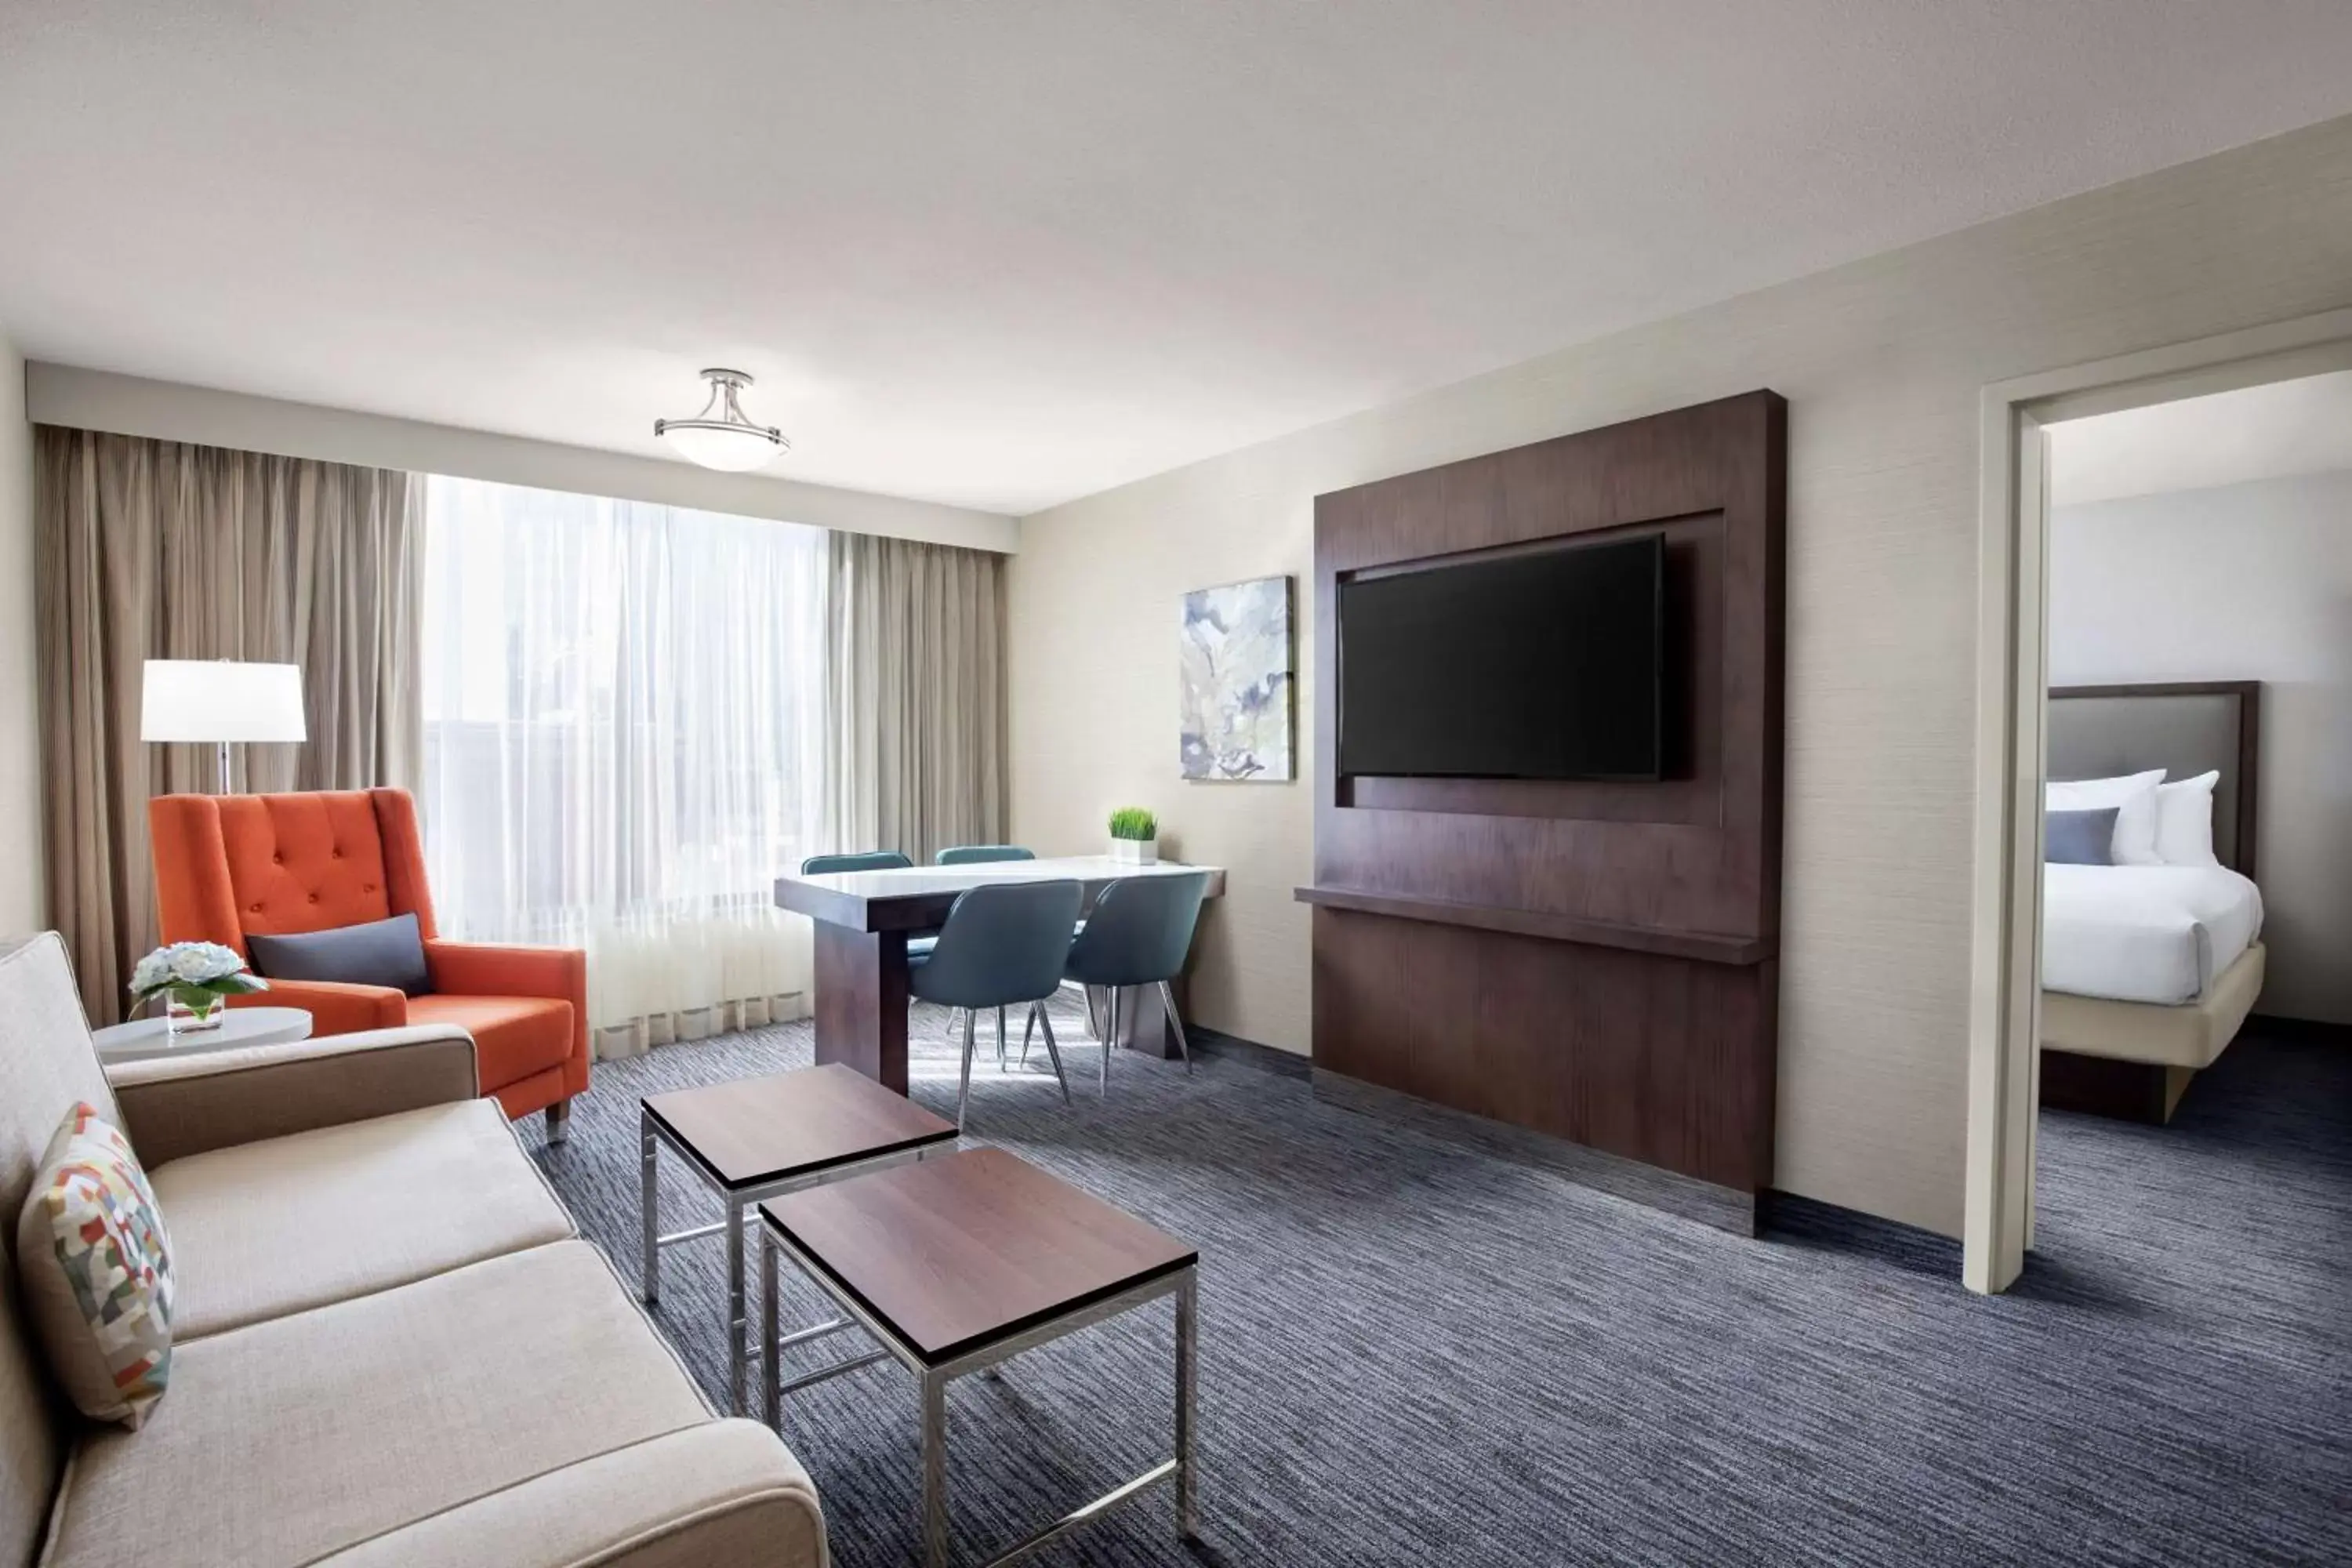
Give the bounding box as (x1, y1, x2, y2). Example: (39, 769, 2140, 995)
(1298, 391, 1786, 1232)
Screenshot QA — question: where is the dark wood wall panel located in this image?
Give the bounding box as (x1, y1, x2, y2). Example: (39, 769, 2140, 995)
(1314, 910, 1777, 1189)
(1313, 395, 1781, 937)
(1302, 390, 1786, 1210)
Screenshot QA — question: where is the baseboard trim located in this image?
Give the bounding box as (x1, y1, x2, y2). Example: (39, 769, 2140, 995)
(1309, 1066, 1759, 1236)
(1187, 1024, 1311, 1080)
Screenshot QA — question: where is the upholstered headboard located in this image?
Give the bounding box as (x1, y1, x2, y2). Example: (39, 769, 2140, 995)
(2047, 682, 2260, 878)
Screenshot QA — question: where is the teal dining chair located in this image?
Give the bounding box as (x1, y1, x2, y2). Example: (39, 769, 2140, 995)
(799, 851, 912, 875)
(934, 844, 1036, 866)
(930, 844, 1034, 1046)
(1049, 871, 1210, 1094)
(907, 880, 1080, 1126)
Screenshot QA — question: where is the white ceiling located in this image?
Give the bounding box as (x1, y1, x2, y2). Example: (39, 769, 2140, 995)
(2049, 370, 2352, 508)
(4, 4, 2351, 516)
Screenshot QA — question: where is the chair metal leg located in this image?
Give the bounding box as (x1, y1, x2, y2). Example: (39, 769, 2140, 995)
(1160, 981, 1194, 1075)
(1102, 988, 1116, 1098)
(1021, 1001, 1037, 1065)
(996, 1006, 1008, 1072)
(1036, 1003, 1072, 1103)
(957, 1010, 977, 1129)
(942, 1006, 964, 1044)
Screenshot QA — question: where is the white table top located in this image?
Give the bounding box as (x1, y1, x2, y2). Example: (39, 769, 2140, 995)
(92, 1006, 314, 1064)
(773, 855, 1224, 934)
(791, 855, 1224, 901)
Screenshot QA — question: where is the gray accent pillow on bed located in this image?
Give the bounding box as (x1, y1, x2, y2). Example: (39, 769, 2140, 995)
(245, 912, 435, 996)
(2045, 807, 2118, 866)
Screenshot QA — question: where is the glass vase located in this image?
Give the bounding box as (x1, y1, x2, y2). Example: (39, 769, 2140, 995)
(165, 993, 226, 1035)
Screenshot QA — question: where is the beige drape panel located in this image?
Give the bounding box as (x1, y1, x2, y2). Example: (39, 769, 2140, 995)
(34, 428, 423, 1022)
(822, 532, 1008, 863)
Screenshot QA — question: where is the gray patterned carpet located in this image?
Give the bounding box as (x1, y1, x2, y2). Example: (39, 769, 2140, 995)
(525, 1001, 2352, 1567)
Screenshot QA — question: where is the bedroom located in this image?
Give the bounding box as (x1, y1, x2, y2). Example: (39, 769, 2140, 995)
(2031, 369, 2350, 1274)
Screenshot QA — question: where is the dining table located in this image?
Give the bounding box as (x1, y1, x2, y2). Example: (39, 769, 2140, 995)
(773, 855, 1227, 1094)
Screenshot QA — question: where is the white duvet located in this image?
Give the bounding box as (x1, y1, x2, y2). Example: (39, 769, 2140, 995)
(2042, 864, 2263, 1006)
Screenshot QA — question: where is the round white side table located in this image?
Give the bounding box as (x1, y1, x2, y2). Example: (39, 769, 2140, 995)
(92, 1006, 314, 1065)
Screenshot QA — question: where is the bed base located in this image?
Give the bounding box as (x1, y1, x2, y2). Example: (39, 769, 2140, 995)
(2040, 1052, 2197, 1125)
(2038, 943, 2264, 1127)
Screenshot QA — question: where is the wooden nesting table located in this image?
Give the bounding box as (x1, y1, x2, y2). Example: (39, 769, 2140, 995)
(759, 1146, 1201, 1567)
(639, 1064, 959, 1414)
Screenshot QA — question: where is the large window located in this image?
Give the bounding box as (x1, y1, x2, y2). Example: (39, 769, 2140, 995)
(420, 476, 827, 1050)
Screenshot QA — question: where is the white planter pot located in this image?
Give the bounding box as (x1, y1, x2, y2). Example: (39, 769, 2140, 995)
(1110, 837, 1159, 866)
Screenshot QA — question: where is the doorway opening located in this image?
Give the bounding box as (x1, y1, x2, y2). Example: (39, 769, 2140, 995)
(1962, 308, 2352, 1294)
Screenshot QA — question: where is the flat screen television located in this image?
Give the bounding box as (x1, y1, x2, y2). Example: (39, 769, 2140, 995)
(1338, 533, 1664, 781)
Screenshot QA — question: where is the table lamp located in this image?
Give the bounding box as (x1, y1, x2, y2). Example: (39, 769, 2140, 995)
(140, 659, 307, 792)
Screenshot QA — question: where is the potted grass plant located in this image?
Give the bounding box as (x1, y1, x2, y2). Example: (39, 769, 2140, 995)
(1108, 806, 1159, 866)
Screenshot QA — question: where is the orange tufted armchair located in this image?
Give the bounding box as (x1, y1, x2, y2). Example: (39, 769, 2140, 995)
(148, 788, 590, 1139)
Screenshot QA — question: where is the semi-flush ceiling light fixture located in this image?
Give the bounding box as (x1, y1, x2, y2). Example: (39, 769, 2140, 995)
(654, 368, 788, 472)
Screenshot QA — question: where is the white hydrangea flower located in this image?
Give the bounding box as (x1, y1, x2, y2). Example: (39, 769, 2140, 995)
(129, 951, 174, 994)
(129, 941, 257, 999)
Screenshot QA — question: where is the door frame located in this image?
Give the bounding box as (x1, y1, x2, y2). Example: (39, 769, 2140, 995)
(1962, 306, 2352, 1294)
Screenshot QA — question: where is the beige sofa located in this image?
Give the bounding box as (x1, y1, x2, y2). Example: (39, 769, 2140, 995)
(0, 932, 828, 1568)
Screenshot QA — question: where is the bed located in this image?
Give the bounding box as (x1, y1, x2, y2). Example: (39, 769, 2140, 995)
(2040, 681, 2265, 1123)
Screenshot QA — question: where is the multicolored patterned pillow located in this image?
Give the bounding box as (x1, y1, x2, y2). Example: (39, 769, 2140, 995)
(14, 1102, 176, 1428)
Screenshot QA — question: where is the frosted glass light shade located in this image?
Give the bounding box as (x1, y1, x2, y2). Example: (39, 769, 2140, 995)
(654, 368, 787, 471)
(659, 422, 782, 472)
(140, 660, 308, 743)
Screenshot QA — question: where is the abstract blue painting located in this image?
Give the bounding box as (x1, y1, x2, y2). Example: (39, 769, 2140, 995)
(1179, 575, 1294, 781)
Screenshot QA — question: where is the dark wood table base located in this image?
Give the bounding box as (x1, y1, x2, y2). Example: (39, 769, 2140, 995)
(778, 858, 1226, 1096)
(813, 924, 913, 1091)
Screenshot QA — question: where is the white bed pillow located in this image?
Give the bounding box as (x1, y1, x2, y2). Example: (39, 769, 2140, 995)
(2045, 769, 2165, 866)
(2154, 770, 2222, 867)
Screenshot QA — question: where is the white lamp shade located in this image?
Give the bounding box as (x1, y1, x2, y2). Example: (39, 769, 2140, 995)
(140, 660, 308, 744)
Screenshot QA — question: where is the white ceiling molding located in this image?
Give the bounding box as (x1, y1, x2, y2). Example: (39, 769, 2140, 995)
(26, 364, 1017, 553)
(2049, 369, 2352, 508)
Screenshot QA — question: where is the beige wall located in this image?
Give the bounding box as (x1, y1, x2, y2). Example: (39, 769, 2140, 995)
(0, 326, 38, 935)
(1010, 114, 2352, 1237)
(2050, 469, 2352, 1025)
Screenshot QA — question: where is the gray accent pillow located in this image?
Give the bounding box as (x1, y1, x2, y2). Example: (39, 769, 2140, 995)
(245, 912, 434, 996)
(2045, 806, 2118, 866)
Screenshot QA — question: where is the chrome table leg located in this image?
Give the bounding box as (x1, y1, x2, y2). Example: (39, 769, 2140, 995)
(922, 1370, 951, 1568)
(1176, 1272, 1199, 1540)
(639, 1112, 659, 1305)
(761, 1230, 781, 1429)
(726, 1197, 746, 1414)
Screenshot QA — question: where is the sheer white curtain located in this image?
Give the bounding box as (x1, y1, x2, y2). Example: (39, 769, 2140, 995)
(419, 476, 827, 1058)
